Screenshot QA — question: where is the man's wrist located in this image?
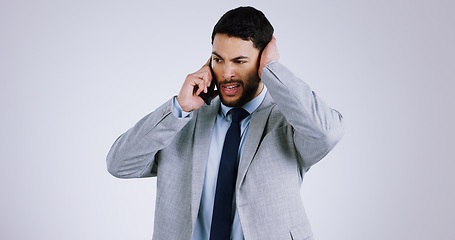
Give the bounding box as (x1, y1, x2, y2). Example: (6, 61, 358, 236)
(173, 96, 191, 118)
(260, 61, 277, 79)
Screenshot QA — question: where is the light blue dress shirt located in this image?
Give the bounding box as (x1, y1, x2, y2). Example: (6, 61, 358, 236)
(173, 86, 267, 240)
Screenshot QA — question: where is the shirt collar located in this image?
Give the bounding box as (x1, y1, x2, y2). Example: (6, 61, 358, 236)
(220, 84, 268, 118)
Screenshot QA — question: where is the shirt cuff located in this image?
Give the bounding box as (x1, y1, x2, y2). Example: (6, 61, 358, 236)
(172, 96, 191, 118)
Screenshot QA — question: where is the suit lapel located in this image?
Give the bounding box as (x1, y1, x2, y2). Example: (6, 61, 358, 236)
(236, 93, 275, 188)
(190, 98, 220, 228)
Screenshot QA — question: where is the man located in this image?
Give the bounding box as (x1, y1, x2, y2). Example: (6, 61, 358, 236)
(107, 6, 344, 240)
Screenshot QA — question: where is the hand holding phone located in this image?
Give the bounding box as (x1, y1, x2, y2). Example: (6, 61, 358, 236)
(177, 58, 217, 112)
(198, 58, 217, 105)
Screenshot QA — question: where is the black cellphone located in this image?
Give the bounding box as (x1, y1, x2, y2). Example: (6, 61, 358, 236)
(198, 58, 216, 105)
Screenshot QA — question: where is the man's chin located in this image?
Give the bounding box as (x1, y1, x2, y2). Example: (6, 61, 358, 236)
(219, 95, 242, 108)
(219, 82, 259, 107)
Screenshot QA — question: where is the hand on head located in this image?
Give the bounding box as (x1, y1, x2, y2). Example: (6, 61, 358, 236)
(259, 36, 280, 79)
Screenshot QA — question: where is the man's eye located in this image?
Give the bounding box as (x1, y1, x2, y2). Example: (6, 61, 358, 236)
(213, 58, 222, 63)
(235, 60, 245, 64)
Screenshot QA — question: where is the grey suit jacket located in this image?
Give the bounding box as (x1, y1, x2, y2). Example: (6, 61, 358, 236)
(107, 62, 344, 240)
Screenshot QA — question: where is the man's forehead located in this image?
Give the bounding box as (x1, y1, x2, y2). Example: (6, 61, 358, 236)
(212, 34, 259, 57)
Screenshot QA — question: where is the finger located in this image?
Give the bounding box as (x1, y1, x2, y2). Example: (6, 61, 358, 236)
(267, 35, 276, 47)
(192, 74, 208, 93)
(202, 70, 212, 88)
(192, 77, 207, 95)
(206, 70, 212, 87)
(194, 68, 210, 79)
(195, 69, 212, 90)
(267, 35, 277, 50)
(203, 57, 211, 67)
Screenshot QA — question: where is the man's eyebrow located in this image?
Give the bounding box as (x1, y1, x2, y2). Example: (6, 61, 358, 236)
(212, 51, 223, 59)
(211, 51, 250, 61)
(232, 56, 249, 61)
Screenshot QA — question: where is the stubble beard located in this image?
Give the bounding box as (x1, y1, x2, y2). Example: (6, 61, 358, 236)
(217, 75, 261, 108)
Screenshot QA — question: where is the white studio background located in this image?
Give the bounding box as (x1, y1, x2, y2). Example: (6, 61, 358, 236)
(1, 0, 454, 239)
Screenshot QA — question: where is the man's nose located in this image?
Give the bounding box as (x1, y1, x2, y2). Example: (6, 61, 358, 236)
(222, 63, 235, 79)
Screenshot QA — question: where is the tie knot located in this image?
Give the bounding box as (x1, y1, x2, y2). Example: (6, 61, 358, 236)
(229, 108, 249, 123)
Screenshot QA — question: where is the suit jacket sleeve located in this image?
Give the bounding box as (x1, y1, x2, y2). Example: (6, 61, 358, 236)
(106, 98, 192, 178)
(261, 61, 345, 171)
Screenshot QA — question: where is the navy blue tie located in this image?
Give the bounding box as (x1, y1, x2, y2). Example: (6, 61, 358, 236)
(210, 108, 250, 240)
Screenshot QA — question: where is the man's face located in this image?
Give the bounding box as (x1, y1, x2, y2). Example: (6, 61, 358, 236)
(211, 34, 263, 107)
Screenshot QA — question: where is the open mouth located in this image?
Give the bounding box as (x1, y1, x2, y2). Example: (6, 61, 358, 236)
(221, 83, 242, 95)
